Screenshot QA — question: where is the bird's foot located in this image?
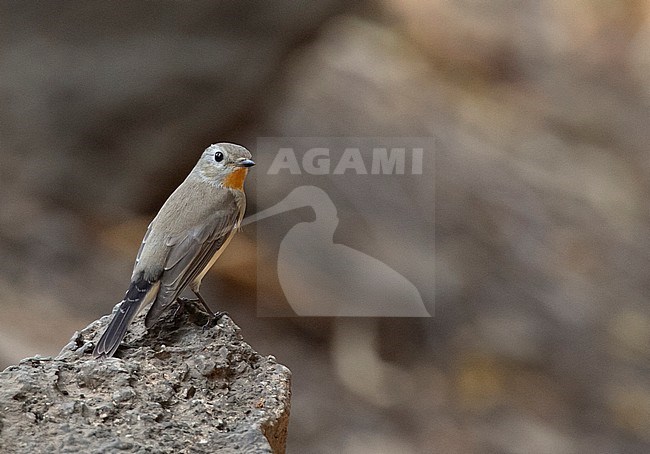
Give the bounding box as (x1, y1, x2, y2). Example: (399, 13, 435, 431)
(173, 297, 198, 318)
(202, 311, 228, 331)
(175, 297, 226, 329)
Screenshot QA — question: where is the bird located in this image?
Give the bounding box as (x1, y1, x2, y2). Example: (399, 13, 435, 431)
(93, 143, 254, 358)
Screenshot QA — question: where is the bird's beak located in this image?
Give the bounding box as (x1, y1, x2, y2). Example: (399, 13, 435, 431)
(236, 158, 255, 168)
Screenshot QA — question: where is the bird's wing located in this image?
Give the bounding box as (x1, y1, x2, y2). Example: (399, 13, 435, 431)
(133, 222, 153, 269)
(144, 197, 243, 327)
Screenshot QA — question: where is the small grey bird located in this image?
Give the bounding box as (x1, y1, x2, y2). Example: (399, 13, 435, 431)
(93, 143, 254, 358)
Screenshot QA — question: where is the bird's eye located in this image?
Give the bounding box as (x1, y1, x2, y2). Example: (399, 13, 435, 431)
(214, 151, 224, 162)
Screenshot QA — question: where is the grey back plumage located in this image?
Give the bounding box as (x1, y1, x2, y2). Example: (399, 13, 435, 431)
(140, 183, 245, 327)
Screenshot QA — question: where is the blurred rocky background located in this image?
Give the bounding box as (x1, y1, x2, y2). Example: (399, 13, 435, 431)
(1, 1, 649, 453)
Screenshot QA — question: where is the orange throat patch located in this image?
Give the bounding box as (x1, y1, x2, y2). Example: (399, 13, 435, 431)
(222, 167, 248, 190)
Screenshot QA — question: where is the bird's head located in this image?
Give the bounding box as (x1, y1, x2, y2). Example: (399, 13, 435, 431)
(195, 143, 255, 190)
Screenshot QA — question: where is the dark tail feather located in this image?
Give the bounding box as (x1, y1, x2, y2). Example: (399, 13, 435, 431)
(92, 299, 140, 358)
(93, 278, 153, 358)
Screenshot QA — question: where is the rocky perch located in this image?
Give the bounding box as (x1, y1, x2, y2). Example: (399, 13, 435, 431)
(0, 302, 291, 453)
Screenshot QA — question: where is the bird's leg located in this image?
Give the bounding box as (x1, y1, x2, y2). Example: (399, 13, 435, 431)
(191, 290, 228, 330)
(191, 291, 214, 317)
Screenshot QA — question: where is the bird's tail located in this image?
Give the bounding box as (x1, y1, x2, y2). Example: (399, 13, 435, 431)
(93, 278, 158, 358)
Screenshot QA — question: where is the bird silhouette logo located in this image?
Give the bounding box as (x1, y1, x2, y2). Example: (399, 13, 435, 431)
(243, 185, 430, 317)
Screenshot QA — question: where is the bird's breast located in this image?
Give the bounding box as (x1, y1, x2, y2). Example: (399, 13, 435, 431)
(222, 168, 248, 191)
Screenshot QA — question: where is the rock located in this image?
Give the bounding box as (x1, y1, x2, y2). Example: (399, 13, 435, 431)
(0, 302, 291, 453)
